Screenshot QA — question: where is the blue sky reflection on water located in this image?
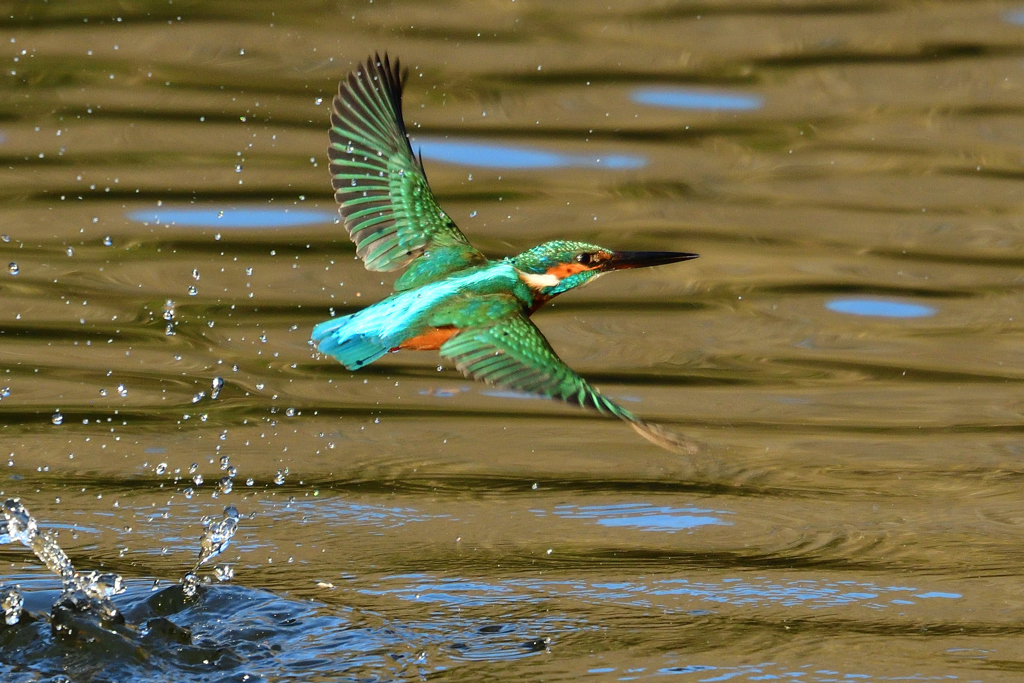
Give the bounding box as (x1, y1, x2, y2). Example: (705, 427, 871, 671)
(412, 137, 645, 170)
(1005, 9, 1024, 24)
(631, 88, 763, 111)
(825, 298, 937, 318)
(362, 574, 959, 613)
(127, 207, 337, 228)
(549, 503, 730, 532)
(257, 498, 445, 530)
(480, 389, 551, 401)
(653, 661, 952, 682)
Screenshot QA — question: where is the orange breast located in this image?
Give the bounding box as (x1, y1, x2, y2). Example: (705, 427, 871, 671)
(397, 326, 459, 351)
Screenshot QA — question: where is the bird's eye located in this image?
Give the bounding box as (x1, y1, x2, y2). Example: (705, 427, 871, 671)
(576, 252, 597, 265)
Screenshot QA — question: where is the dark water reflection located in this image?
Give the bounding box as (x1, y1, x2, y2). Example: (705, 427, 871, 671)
(2, 0, 1024, 680)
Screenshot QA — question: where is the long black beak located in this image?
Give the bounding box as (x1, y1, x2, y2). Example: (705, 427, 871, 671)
(606, 250, 699, 270)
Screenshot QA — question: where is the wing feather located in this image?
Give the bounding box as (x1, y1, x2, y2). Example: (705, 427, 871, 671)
(440, 315, 636, 420)
(328, 54, 486, 282)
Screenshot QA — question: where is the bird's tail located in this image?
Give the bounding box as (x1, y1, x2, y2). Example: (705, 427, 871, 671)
(311, 315, 390, 370)
(629, 419, 700, 455)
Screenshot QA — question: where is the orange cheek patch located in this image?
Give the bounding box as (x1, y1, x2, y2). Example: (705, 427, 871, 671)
(398, 326, 459, 351)
(546, 262, 591, 279)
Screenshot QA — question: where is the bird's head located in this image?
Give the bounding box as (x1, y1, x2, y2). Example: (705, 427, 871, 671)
(512, 240, 698, 297)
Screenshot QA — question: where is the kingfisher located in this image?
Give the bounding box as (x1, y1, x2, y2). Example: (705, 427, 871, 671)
(311, 54, 699, 451)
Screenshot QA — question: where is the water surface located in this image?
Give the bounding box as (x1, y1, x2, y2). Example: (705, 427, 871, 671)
(1, 1, 1023, 680)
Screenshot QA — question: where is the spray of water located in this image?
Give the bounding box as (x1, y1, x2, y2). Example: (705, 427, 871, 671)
(182, 505, 240, 598)
(0, 586, 23, 626)
(2, 498, 125, 622)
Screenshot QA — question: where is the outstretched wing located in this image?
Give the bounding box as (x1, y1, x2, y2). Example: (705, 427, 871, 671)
(439, 313, 701, 453)
(328, 54, 486, 286)
(439, 313, 637, 420)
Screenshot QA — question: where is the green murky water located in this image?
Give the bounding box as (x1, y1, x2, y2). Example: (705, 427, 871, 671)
(2, 1, 1024, 680)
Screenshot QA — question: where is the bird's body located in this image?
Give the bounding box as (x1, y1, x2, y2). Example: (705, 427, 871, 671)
(312, 54, 699, 449)
(313, 260, 529, 367)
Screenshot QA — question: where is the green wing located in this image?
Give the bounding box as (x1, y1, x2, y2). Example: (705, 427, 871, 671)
(440, 313, 637, 420)
(328, 54, 486, 288)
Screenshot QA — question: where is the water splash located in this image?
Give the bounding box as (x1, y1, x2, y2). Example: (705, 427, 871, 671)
(2, 498, 125, 621)
(0, 586, 23, 625)
(182, 506, 240, 598)
(3, 498, 75, 583)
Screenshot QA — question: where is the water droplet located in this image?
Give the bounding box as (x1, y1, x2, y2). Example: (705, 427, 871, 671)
(117, 384, 127, 397)
(235, 164, 242, 173)
(183, 486, 194, 499)
(211, 376, 224, 399)
(259, 333, 267, 343)
(245, 478, 254, 486)
(0, 586, 23, 625)
(52, 413, 63, 425)
(3, 499, 38, 546)
(194, 506, 240, 572)
(191, 391, 205, 404)
(285, 407, 295, 417)
(2, 499, 79, 589)
(8, 262, 18, 275)
(103, 236, 112, 246)
(0, 388, 8, 398)
(214, 565, 234, 581)
(219, 477, 233, 494)
(193, 474, 203, 485)
(273, 470, 285, 485)
(192, 268, 200, 281)
(187, 285, 197, 296)
(65, 247, 73, 257)
(181, 571, 201, 598)
(155, 462, 167, 475)
(255, 383, 264, 390)
(245, 267, 253, 276)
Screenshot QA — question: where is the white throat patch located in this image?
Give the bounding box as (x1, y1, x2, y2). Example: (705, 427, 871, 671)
(516, 269, 560, 289)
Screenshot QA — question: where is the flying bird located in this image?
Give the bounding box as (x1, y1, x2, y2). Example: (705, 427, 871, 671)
(312, 54, 699, 451)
